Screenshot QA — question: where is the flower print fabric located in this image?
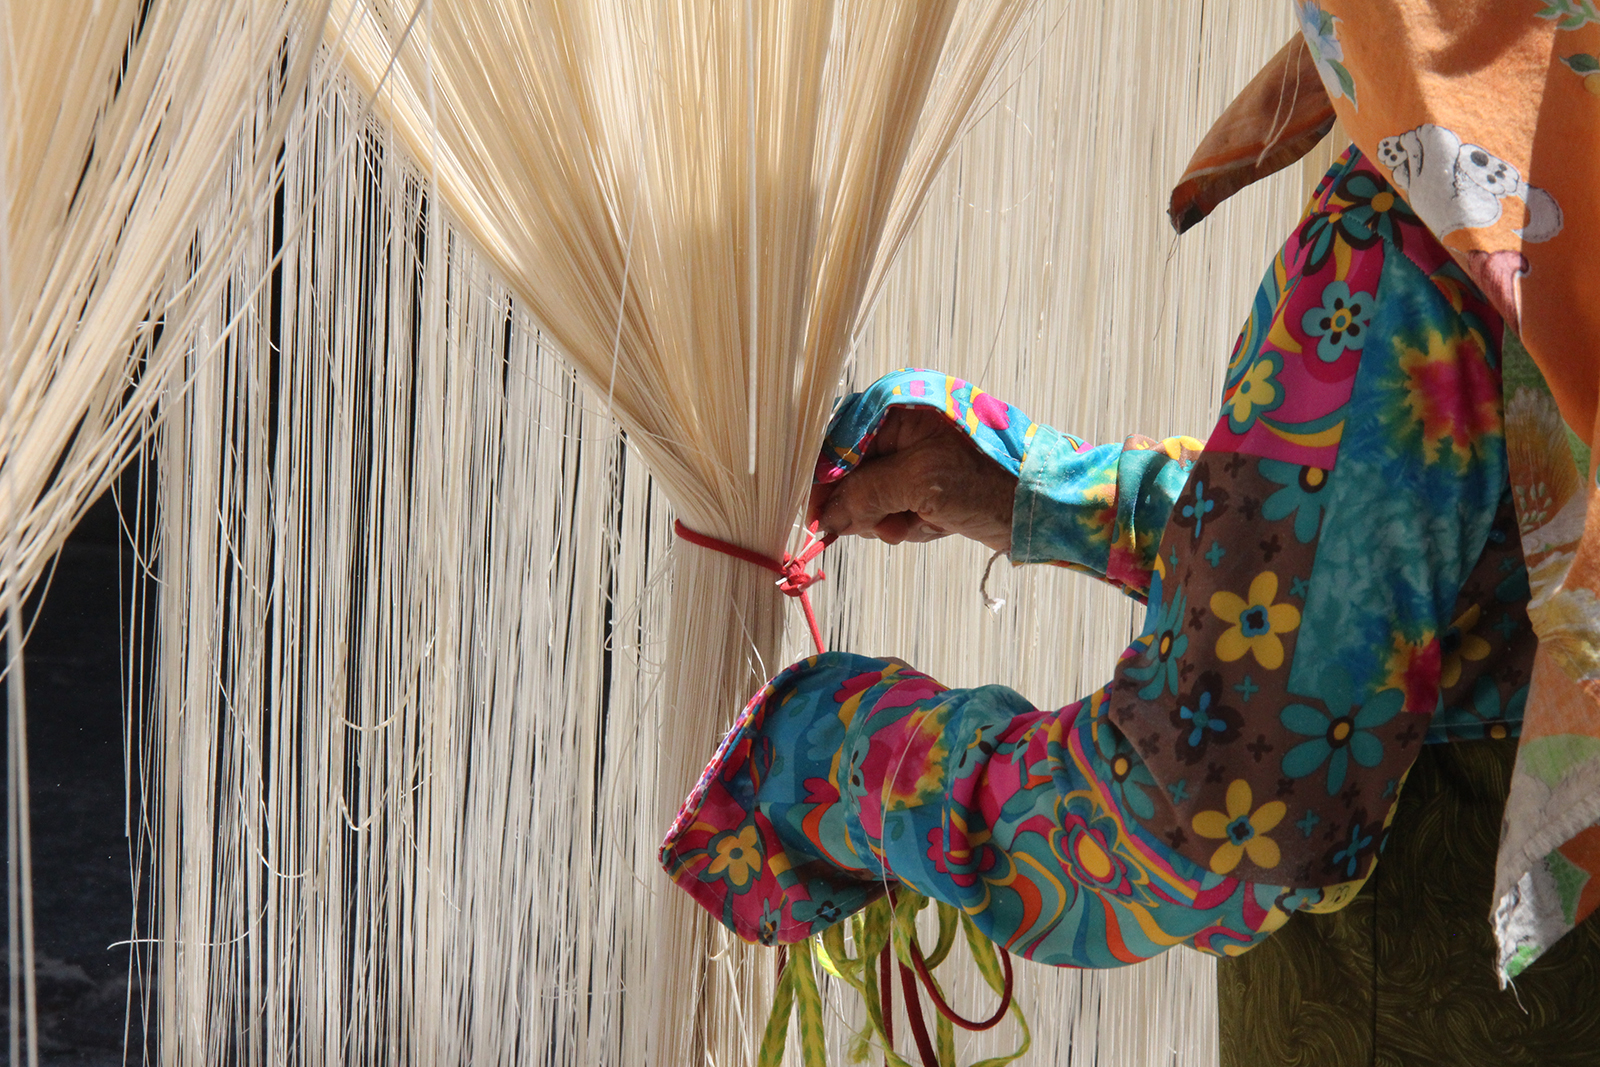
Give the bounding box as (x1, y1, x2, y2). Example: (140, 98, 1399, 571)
(1125, 587, 1190, 700)
(817, 371, 1202, 605)
(1297, 1, 1356, 108)
(661, 152, 1536, 964)
(1258, 460, 1333, 543)
(1279, 667, 1403, 796)
(816, 373, 1039, 487)
(1301, 281, 1373, 363)
(1005, 414, 1203, 602)
(1192, 780, 1289, 875)
(1171, 671, 1242, 766)
(1211, 572, 1302, 671)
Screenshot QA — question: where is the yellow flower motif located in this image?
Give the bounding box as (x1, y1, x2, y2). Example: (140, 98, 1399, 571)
(1300, 879, 1366, 914)
(1192, 779, 1286, 875)
(1210, 572, 1301, 670)
(1223, 359, 1281, 430)
(1439, 604, 1491, 688)
(707, 825, 762, 888)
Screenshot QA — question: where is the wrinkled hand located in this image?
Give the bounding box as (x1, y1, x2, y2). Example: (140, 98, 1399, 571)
(808, 407, 1017, 553)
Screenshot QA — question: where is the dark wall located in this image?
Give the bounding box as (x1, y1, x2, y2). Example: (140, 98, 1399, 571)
(2, 487, 143, 1066)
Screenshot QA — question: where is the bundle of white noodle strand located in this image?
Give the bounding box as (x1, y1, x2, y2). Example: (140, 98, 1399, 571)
(323, 3, 1030, 1063)
(0, 2, 329, 1062)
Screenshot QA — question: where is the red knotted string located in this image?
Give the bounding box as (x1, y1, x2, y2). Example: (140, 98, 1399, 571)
(897, 959, 941, 1067)
(908, 931, 1013, 1031)
(887, 887, 1014, 1067)
(672, 518, 831, 655)
(675, 519, 1015, 1066)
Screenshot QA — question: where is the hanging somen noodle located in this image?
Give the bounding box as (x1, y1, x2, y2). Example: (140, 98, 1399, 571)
(0, 2, 329, 1059)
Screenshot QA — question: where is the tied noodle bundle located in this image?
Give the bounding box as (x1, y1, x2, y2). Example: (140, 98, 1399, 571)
(330, 2, 1027, 1062)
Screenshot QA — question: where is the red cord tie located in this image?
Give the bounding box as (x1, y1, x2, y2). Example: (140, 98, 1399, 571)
(673, 518, 832, 655)
(774, 554, 824, 596)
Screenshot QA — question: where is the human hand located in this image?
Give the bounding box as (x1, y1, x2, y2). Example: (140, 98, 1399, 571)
(808, 406, 1017, 553)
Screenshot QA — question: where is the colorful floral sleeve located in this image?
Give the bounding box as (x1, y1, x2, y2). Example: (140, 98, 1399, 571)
(1011, 425, 1204, 600)
(661, 647, 1334, 961)
(662, 149, 1527, 963)
(817, 371, 1202, 601)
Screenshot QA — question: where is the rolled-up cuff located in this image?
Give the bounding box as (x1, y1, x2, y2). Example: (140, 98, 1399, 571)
(1011, 426, 1198, 601)
(1010, 423, 1102, 565)
(659, 653, 941, 944)
(815, 370, 1038, 485)
(660, 650, 1331, 965)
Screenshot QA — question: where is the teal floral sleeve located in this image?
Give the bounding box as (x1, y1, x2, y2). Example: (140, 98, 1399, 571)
(659, 647, 1318, 961)
(1012, 424, 1204, 601)
(816, 370, 1203, 602)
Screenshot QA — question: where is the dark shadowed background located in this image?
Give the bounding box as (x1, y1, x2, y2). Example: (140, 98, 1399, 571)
(3, 486, 146, 1066)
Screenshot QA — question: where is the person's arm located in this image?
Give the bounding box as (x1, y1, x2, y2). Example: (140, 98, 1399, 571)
(810, 370, 1202, 601)
(660, 647, 1326, 963)
(667, 405, 1475, 962)
(1011, 423, 1203, 600)
(671, 371, 1372, 963)
(665, 149, 1511, 962)
(665, 333, 1501, 959)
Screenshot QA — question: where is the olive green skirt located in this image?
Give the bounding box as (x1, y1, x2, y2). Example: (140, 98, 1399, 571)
(1218, 739, 1600, 1067)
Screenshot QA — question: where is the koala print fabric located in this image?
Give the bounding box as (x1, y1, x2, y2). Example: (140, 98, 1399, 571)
(660, 152, 1537, 966)
(1292, 0, 1600, 982)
